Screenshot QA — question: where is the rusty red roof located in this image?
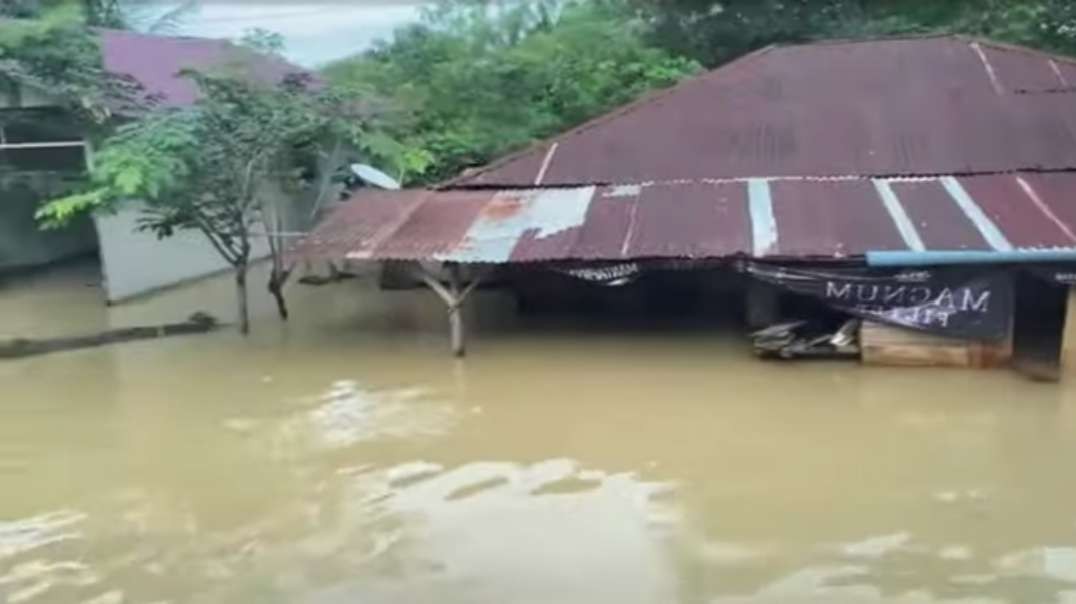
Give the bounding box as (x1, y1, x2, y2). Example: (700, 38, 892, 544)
(100, 29, 303, 108)
(297, 173, 1076, 264)
(450, 36, 1076, 187)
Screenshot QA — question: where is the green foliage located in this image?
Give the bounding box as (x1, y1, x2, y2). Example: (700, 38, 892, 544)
(323, 1, 699, 183)
(624, 0, 1076, 67)
(0, 6, 144, 122)
(954, 0, 1076, 55)
(37, 65, 402, 331)
(36, 67, 403, 253)
(240, 27, 286, 57)
(36, 111, 197, 228)
(41, 73, 300, 235)
(0, 0, 183, 29)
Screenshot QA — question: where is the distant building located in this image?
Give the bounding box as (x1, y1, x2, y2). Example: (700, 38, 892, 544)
(1, 27, 306, 302)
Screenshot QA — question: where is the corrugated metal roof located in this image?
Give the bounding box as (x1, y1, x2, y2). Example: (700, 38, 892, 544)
(449, 36, 1076, 187)
(296, 172, 1076, 264)
(100, 29, 303, 108)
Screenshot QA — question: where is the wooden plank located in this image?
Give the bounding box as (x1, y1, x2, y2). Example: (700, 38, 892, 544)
(861, 321, 1011, 369)
(0, 314, 221, 359)
(1063, 287, 1076, 371)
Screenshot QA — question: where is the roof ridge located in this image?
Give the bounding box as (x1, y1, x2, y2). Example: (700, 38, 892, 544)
(777, 32, 956, 48)
(439, 44, 780, 189)
(959, 35, 1076, 67)
(97, 26, 230, 44)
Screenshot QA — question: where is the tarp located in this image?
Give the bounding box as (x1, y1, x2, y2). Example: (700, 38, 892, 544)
(746, 263, 1013, 340)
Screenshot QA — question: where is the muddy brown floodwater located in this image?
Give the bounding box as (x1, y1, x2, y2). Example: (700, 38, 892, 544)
(3, 261, 1076, 604)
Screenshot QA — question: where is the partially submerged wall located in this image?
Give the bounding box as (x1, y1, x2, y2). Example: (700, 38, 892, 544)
(95, 182, 310, 303)
(94, 203, 271, 303)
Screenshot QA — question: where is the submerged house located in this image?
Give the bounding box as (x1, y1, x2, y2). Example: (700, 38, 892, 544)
(299, 35, 1076, 376)
(0, 27, 304, 302)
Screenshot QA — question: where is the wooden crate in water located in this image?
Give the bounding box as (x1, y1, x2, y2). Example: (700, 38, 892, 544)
(1063, 289, 1076, 371)
(860, 321, 1012, 369)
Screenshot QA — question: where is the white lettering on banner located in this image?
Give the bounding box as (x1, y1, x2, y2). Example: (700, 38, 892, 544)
(856, 305, 955, 329)
(935, 288, 956, 311)
(826, 282, 852, 300)
(822, 280, 992, 316)
(882, 286, 907, 304)
(857, 284, 880, 302)
(909, 287, 932, 305)
(963, 289, 991, 313)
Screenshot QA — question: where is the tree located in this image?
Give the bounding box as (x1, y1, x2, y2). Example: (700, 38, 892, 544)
(1, 0, 198, 31)
(323, 0, 698, 184)
(621, 0, 1076, 67)
(0, 7, 144, 123)
(37, 68, 396, 334)
(239, 27, 286, 57)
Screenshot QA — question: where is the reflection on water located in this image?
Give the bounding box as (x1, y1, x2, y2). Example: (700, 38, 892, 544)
(3, 262, 1076, 603)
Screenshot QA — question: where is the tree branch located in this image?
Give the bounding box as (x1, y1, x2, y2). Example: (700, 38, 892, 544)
(195, 221, 239, 266)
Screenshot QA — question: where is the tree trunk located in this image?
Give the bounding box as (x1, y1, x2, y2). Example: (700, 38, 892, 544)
(235, 263, 250, 335)
(448, 264, 466, 357)
(449, 304, 465, 358)
(268, 268, 289, 321)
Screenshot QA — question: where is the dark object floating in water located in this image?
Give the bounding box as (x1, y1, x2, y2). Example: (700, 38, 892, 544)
(751, 319, 860, 360)
(299, 262, 357, 286)
(0, 312, 222, 359)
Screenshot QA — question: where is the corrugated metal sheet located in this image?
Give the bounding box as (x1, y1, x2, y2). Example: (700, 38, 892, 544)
(297, 172, 1076, 264)
(450, 36, 1076, 187)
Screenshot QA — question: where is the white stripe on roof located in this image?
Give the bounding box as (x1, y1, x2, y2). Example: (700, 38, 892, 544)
(940, 176, 1013, 251)
(873, 179, 925, 252)
(748, 179, 778, 257)
(1016, 176, 1076, 245)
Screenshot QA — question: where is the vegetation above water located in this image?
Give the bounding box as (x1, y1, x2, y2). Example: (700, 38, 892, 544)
(322, 1, 701, 183)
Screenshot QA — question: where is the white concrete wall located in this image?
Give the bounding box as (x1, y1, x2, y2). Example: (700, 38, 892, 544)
(94, 203, 271, 303)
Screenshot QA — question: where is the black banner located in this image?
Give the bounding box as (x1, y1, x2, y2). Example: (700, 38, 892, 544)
(1027, 265, 1076, 285)
(746, 263, 1012, 340)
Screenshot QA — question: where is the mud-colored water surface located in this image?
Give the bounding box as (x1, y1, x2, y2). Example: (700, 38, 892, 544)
(3, 262, 1076, 604)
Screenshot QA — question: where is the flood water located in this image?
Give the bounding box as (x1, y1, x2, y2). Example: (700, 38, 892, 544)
(3, 261, 1076, 603)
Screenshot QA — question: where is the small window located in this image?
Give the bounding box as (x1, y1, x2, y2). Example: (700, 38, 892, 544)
(0, 108, 87, 173)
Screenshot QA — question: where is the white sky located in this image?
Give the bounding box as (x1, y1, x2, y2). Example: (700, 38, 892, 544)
(164, 1, 425, 66)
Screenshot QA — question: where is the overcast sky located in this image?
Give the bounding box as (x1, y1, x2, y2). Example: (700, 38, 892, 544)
(163, 1, 425, 66)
